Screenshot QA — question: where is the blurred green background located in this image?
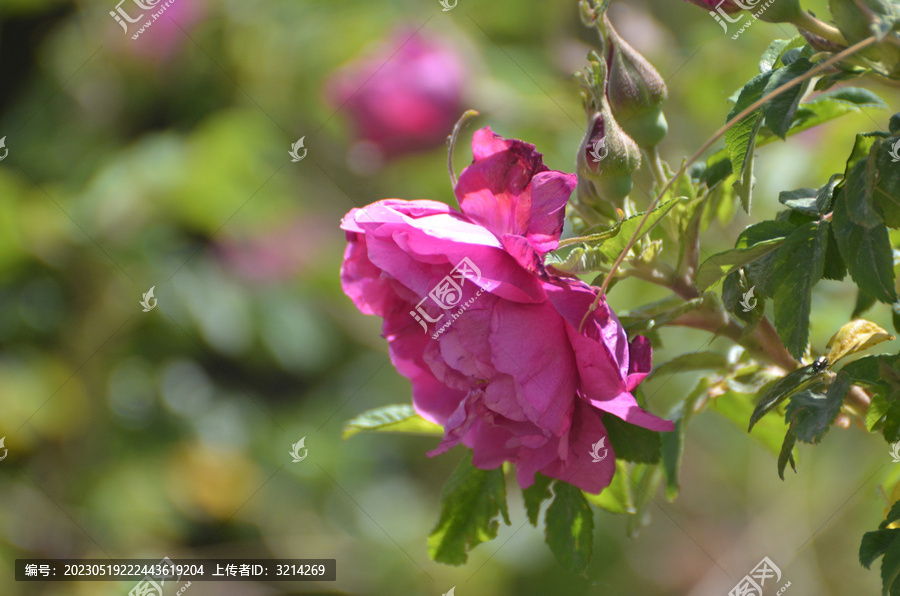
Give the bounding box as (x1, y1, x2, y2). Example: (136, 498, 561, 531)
(1, 0, 898, 594)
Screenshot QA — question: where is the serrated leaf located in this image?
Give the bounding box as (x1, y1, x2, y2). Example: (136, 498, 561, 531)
(725, 72, 772, 186)
(545, 481, 594, 575)
(749, 364, 828, 431)
(883, 531, 900, 596)
(738, 220, 800, 298)
(869, 136, 900, 228)
(843, 355, 900, 396)
(870, 393, 891, 431)
(863, 529, 900, 569)
(883, 500, 900, 530)
(697, 237, 786, 292)
(778, 187, 820, 215)
(778, 429, 797, 480)
(342, 404, 444, 440)
(772, 221, 829, 359)
(603, 413, 662, 464)
(584, 460, 635, 514)
(759, 37, 805, 72)
(763, 58, 814, 139)
(785, 371, 851, 443)
(523, 473, 553, 526)
(826, 319, 895, 364)
(704, 87, 886, 187)
(428, 452, 510, 566)
(832, 191, 897, 303)
(846, 152, 884, 228)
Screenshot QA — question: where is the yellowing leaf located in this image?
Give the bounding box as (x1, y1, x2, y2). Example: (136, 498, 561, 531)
(826, 319, 895, 364)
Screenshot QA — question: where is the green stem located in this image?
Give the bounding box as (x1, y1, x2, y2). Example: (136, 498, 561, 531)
(790, 12, 847, 47)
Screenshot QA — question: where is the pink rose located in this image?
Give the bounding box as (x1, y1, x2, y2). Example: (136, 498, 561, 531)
(684, 0, 744, 13)
(325, 29, 466, 160)
(340, 128, 673, 493)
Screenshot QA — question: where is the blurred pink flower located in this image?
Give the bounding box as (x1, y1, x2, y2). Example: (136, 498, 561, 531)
(217, 217, 336, 283)
(340, 128, 672, 493)
(325, 29, 466, 161)
(114, 0, 207, 62)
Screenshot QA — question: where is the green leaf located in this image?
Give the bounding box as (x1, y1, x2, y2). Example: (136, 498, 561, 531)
(778, 429, 797, 480)
(738, 220, 800, 298)
(885, 401, 900, 443)
(778, 187, 820, 215)
(428, 452, 510, 566)
(725, 72, 772, 190)
(883, 532, 900, 596)
(883, 500, 900, 530)
(869, 393, 890, 431)
(522, 473, 553, 526)
(545, 481, 594, 575)
(749, 363, 829, 431)
(619, 296, 706, 336)
(846, 153, 883, 228)
(763, 58, 814, 139)
(759, 37, 805, 73)
(584, 460, 635, 514)
(697, 237, 786, 292)
(342, 404, 444, 440)
(843, 355, 900, 395)
(869, 136, 900, 228)
(832, 190, 897, 303)
(703, 88, 886, 187)
(894, 303, 900, 335)
(661, 379, 708, 501)
(603, 414, 662, 464)
(713, 385, 789, 454)
(785, 371, 851, 443)
(822, 222, 847, 281)
(771, 221, 829, 359)
(861, 529, 900, 569)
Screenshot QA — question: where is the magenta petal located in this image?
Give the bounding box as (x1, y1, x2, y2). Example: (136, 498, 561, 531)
(586, 392, 674, 432)
(538, 402, 616, 494)
(525, 171, 577, 253)
(625, 335, 653, 392)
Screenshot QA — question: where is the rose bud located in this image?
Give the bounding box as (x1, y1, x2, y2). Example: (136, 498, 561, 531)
(604, 18, 668, 149)
(325, 28, 466, 163)
(576, 106, 642, 208)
